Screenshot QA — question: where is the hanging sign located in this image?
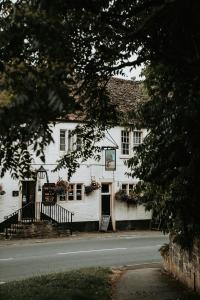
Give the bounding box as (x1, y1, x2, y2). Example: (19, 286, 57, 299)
(42, 183, 56, 204)
(105, 149, 116, 171)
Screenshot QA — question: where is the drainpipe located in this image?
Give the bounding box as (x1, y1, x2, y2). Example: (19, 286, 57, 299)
(35, 178, 42, 221)
(194, 272, 196, 292)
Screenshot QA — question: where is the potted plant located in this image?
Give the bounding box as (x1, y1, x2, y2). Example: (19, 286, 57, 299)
(84, 180, 101, 195)
(115, 189, 138, 206)
(85, 185, 94, 195)
(115, 189, 127, 202)
(55, 179, 69, 195)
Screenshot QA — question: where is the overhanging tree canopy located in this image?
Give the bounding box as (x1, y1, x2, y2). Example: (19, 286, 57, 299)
(1, 0, 200, 243)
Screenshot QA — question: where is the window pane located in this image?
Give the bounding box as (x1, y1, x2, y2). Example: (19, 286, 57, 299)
(76, 184, 82, 200)
(122, 184, 127, 193)
(76, 135, 82, 151)
(129, 184, 134, 194)
(68, 184, 74, 200)
(121, 131, 129, 155)
(59, 195, 66, 201)
(133, 131, 142, 146)
(101, 184, 109, 193)
(68, 130, 73, 152)
(68, 131, 77, 152)
(60, 130, 66, 151)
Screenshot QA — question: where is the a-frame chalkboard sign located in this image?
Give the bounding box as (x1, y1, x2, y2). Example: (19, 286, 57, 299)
(99, 215, 110, 231)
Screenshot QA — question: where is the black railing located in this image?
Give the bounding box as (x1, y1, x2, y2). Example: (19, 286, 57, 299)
(0, 202, 35, 238)
(3, 202, 33, 221)
(0, 202, 74, 238)
(0, 202, 32, 232)
(39, 203, 74, 234)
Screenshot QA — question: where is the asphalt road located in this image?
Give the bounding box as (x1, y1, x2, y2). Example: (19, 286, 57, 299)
(0, 232, 168, 282)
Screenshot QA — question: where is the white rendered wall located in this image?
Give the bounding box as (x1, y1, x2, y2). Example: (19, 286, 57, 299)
(0, 122, 151, 224)
(114, 201, 151, 221)
(0, 173, 19, 222)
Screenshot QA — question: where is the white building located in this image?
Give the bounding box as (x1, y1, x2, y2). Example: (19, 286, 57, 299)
(0, 78, 151, 232)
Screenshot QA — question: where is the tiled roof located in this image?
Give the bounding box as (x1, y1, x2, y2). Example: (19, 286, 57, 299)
(62, 77, 147, 122)
(107, 77, 147, 113)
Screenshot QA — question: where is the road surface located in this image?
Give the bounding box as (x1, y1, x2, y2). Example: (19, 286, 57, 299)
(0, 232, 168, 282)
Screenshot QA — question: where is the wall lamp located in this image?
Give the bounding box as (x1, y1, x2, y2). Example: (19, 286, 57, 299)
(37, 166, 49, 184)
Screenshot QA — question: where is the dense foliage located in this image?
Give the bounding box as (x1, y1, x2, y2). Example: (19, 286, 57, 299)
(0, 0, 118, 178)
(1, 0, 200, 243)
(128, 1, 200, 245)
(131, 62, 200, 246)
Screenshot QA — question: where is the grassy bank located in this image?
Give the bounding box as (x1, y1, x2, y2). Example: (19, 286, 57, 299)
(0, 267, 112, 300)
(0, 267, 199, 300)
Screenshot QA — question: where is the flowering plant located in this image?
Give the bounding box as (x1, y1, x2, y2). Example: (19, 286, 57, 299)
(85, 180, 101, 195)
(115, 189, 138, 206)
(55, 180, 69, 195)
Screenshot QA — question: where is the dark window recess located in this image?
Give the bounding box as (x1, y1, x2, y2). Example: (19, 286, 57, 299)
(122, 184, 127, 192)
(68, 184, 74, 200)
(76, 184, 82, 200)
(101, 184, 109, 194)
(12, 191, 19, 197)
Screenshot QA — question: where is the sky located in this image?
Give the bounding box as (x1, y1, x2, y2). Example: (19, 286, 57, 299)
(114, 53, 145, 81)
(115, 64, 144, 81)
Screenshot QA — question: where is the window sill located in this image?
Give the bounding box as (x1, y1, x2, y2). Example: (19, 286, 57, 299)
(59, 150, 67, 155)
(119, 155, 130, 159)
(59, 150, 73, 158)
(58, 199, 84, 202)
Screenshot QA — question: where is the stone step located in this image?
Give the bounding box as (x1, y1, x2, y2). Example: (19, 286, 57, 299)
(3, 222, 72, 239)
(21, 219, 35, 223)
(10, 224, 24, 229)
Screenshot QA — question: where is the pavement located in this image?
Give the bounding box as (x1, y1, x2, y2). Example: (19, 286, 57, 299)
(0, 229, 165, 246)
(114, 266, 199, 300)
(1, 230, 198, 299)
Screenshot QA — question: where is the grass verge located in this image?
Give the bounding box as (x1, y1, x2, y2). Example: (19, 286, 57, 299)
(0, 267, 112, 300)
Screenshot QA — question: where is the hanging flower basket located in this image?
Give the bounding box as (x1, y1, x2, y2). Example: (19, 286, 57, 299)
(85, 180, 101, 195)
(85, 185, 94, 195)
(55, 180, 69, 195)
(55, 186, 66, 195)
(91, 180, 101, 190)
(115, 189, 138, 206)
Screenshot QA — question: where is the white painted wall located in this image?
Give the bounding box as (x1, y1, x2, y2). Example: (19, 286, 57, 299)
(0, 173, 19, 222)
(0, 122, 151, 224)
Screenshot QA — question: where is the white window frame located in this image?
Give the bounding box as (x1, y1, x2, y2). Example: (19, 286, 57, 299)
(133, 130, 142, 147)
(68, 131, 83, 152)
(68, 130, 76, 152)
(59, 129, 67, 152)
(121, 130, 130, 155)
(59, 183, 84, 201)
(59, 130, 82, 153)
(76, 134, 82, 151)
(121, 183, 135, 195)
